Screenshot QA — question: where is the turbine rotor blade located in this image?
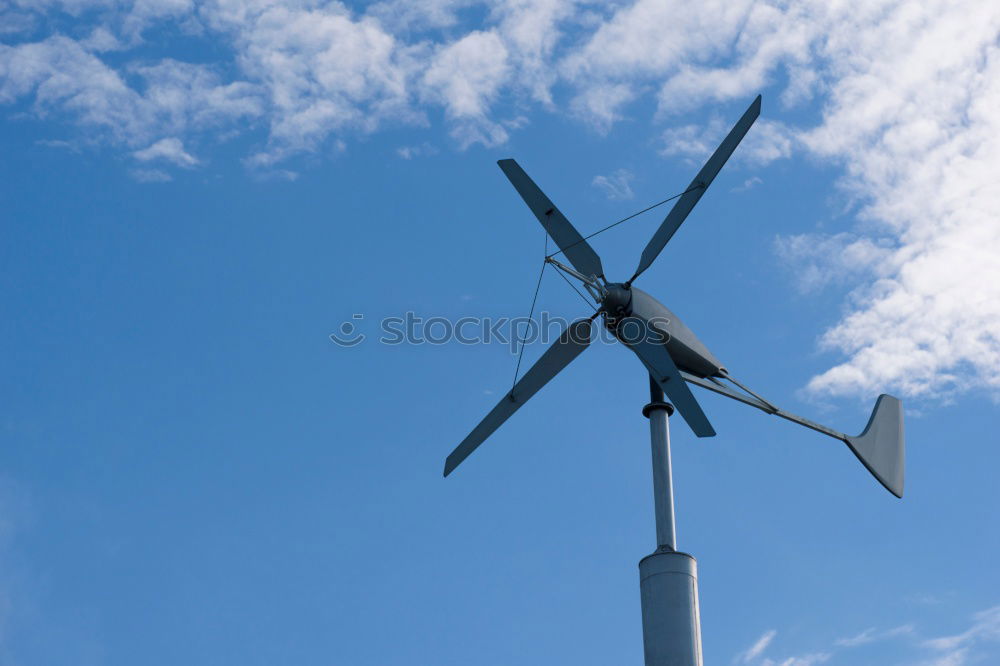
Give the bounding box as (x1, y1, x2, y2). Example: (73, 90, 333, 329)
(621, 323, 715, 437)
(631, 95, 761, 282)
(443, 319, 594, 477)
(498, 159, 605, 279)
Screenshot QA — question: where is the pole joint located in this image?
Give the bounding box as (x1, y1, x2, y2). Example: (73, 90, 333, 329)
(642, 401, 675, 418)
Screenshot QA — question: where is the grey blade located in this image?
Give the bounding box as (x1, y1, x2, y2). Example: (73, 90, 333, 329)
(623, 330, 715, 437)
(631, 95, 761, 281)
(443, 319, 593, 477)
(497, 159, 605, 279)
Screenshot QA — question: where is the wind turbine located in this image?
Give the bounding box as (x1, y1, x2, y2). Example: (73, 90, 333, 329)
(443, 95, 904, 666)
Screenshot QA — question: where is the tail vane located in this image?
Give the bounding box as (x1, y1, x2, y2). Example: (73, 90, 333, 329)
(678, 372, 905, 497)
(845, 395, 905, 498)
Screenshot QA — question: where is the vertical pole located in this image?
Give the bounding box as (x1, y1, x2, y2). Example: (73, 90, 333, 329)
(639, 374, 703, 666)
(646, 375, 676, 551)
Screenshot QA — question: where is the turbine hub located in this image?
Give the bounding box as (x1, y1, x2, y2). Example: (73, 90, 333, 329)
(601, 283, 632, 318)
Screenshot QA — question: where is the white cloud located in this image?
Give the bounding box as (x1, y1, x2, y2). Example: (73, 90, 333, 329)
(833, 628, 876, 648)
(1, 36, 137, 133)
(132, 137, 198, 167)
(653, 1, 824, 114)
(0, 36, 262, 147)
(760, 655, 830, 666)
(422, 30, 511, 147)
(129, 167, 172, 182)
(80, 26, 123, 52)
(660, 120, 722, 162)
(364, 0, 477, 33)
(834, 624, 913, 648)
(592, 168, 634, 200)
(7, 0, 115, 15)
(737, 629, 777, 663)
(741, 120, 794, 166)
(660, 117, 793, 167)
(732, 176, 762, 193)
(793, 2, 1000, 400)
(561, 0, 750, 97)
(0, 9, 37, 36)
(737, 607, 1000, 666)
(251, 168, 300, 182)
(35, 138, 80, 152)
(774, 233, 895, 294)
(397, 142, 438, 159)
(221, 2, 417, 160)
(734, 628, 828, 666)
(120, 0, 194, 41)
(492, 0, 576, 107)
(922, 606, 1000, 666)
(568, 82, 635, 132)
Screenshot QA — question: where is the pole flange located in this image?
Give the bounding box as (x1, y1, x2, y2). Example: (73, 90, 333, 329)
(642, 401, 675, 418)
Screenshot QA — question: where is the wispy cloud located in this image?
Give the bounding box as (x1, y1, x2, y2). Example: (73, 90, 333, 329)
(129, 168, 172, 183)
(737, 606, 1000, 666)
(660, 118, 793, 167)
(923, 606, 1000, 666)
(592, 168, 634, 200)
(737, 629, 777, 663)
(0, 35, 262, 149)
(660, 119, 724, 162)
(732, 176, 762, 192)
(132, 137, 199, 168)
(833, 627, 877, 648)
(835, 624, 913, 647)
(397, 142, 439, 160)
(774, 232, 895, 294)
(760, 654, 829, 666)
(735, 629, 829, 666)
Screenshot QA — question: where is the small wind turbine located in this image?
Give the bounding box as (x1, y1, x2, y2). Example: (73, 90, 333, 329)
(443, 95, 904, 666)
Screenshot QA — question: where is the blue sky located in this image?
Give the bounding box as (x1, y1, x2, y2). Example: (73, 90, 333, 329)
(2, 1, 999, 665)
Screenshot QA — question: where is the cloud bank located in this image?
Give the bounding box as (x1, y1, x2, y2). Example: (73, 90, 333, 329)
(2, 0, 999, 401)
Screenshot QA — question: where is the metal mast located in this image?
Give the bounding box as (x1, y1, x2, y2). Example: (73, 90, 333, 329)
(639, 375, 703, 666)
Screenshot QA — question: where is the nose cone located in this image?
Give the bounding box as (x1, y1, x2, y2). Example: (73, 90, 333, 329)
(601, 283, 632, 317)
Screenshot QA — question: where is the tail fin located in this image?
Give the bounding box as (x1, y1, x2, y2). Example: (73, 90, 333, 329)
(845, 395, 905, 498)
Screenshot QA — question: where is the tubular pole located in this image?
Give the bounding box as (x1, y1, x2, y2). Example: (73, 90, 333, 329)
(645, 375, 677, 550)
(640, 374, 703, 666)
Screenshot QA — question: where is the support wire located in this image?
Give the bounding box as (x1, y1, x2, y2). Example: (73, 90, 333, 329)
(511, 233, 548, 389)
(546, 183, 704, 261)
